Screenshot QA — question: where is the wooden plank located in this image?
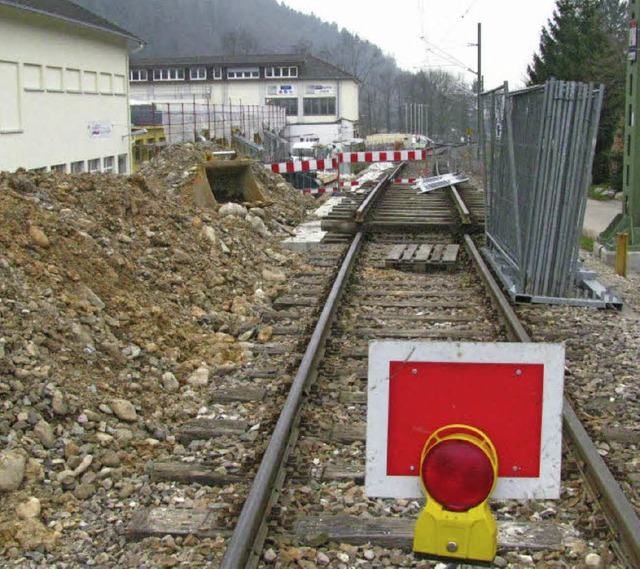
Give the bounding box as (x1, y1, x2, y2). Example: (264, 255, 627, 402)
(150, 462, 244, 485)
(385, 244, 406, 268)
(339, 391, 367, 404)
(273, 296, 319, 308)
(340, 348, 368, 358)
(356, 328, 487, 339)
(294, 516, 563, 551)
(272, 325, 307, 336)
(429, 243, 445, 263)
(352, 300, 468, 308)
(601, 427, 640, 444)
(330, 424, 366, 443)
(310, 261, 340, 268)
(353, 280, 457, 288)
(412, 244, 433, 273)
(414, 244, 434, 262)
(386, 244, 407, 261)
(128, 507, 227, 539)
(358, 313, 477, 323)
(441, 243, 460, 263)
(210, 387, 266, 403)
(359, 290, 471, 298)
(248, 369, 278, 379)
(400, 244, 419, 262)
(249, 344, 292, 355)
(324, 366, 368, 380)
(323, 463, 365, 483)
(176, 418, 247, 444)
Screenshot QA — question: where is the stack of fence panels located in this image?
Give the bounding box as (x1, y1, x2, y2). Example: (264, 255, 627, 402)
(482, 79, 603, 300)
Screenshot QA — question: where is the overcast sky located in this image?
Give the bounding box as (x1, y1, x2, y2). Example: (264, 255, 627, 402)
(279, 0, 558, 90)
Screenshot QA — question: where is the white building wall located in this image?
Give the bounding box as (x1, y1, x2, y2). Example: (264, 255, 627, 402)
(338, 81, 359, 121)
(0, 6, 132, 173)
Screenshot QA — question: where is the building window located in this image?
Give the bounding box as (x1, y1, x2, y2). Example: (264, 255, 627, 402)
(152, 68, 185, 81)
(130, 69, 148, 82)
(88, 158, 101, 173)
(266, 97, 298, 116)
(212, 67, 222, 80)
(190, 67, 207, 80)
(70, 161, 85, 173)
(31, 167, 47, 173)
(103, 156, 115, 173)
(227, 67, 259, 80)
(118, 154, 128, 174)
(51, 163, 67, 173)
(265, 66, 298, 78)
(303, 97, 336, 116)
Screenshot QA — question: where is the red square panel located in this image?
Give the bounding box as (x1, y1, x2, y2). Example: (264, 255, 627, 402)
(387, 361, 543, 477)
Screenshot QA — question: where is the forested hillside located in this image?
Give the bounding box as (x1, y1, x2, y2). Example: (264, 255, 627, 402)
(71, 0, 476, 140)
(74, 0, 345, 59)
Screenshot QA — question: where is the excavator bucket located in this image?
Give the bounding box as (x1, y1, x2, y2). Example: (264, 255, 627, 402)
(187, 158, 266, 207)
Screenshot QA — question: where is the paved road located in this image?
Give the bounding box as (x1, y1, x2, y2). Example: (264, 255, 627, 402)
(583, 198, 622, 239)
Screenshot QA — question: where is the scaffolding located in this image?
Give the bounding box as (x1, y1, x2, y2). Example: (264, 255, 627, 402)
(131, 99, 288, 162)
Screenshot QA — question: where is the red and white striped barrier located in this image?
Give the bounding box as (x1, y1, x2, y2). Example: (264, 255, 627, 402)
(340, 180, 360, 187)
(265, 148, 430, 174)
(339, 149, 429, 164)
(268, 158, 338, 174)
(393, 178, 418, 184)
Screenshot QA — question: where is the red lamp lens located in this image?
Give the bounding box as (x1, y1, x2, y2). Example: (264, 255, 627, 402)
(422, 439, 495, 512)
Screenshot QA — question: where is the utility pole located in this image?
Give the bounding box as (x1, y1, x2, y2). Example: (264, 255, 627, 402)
(477, 22, 482, 148)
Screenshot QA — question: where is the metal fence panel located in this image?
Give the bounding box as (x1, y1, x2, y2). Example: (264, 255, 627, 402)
(481, 79, 603, 300)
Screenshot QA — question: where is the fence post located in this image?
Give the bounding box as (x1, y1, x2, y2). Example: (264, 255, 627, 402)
(207, 99, 211, 140)
(616, 232, 629, 277)
(167, 102, 172, 146)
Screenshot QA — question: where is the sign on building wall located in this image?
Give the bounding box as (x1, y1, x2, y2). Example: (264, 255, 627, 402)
(267, 85, 295, 96)
(306, 84, 334, 95)
(88, 121, 112, 138)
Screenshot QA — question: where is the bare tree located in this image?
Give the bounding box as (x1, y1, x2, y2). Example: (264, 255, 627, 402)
(221, 28, 259, 55)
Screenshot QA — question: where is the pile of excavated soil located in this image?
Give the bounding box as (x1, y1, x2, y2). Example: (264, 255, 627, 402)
(0, 144, 316, 562)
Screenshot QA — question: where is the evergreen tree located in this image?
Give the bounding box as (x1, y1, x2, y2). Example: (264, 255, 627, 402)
(527, 0, 627, 185)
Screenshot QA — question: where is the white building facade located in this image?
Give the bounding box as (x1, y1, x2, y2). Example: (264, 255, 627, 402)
(0, 0, 141, 173)
(129, 54, 360, 145)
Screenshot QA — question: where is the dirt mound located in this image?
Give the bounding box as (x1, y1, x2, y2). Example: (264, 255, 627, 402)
(0, 144, 316, 560)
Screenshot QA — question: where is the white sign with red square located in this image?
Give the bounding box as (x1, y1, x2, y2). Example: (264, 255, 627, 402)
(366, 341, 565, 500)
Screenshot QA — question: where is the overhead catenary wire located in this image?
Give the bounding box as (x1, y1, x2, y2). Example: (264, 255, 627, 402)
(417, 0, 483, 80)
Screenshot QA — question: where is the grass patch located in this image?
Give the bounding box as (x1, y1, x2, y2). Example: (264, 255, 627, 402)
(588, 186, 615, 201)
(581, 235, 595, 251)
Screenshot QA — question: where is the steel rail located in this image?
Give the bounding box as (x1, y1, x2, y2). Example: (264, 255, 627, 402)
(220, 232, 365, 569)
(450, 184, 471, 225)
(464, 234, 640, 567)
(223, 209, 640, 567)
(354, 162, 405, 223)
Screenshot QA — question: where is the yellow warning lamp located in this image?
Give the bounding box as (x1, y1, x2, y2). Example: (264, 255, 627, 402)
(413, 424, 498, 563)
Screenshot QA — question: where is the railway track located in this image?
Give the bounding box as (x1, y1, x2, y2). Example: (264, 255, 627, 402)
(127, 160, 640, 568)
